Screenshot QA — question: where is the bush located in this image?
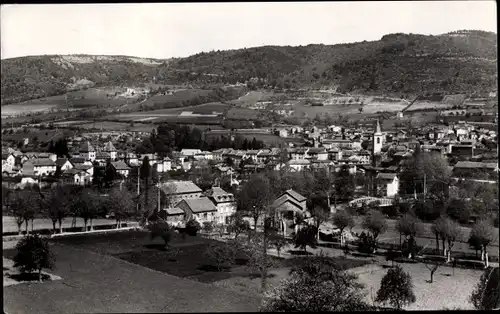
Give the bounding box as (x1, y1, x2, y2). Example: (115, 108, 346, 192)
(13, 234, 55, 282)
(203, 242, 236, 271)
(470, 267, 500, 310)
(186, 219, 201, 236)
(376, 265, 416, 310)
(148, 221, 173, 247)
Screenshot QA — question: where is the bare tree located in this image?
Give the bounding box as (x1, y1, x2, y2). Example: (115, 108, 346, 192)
(425, 259, 442, 283)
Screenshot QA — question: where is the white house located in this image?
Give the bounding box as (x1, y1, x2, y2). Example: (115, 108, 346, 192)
(376, 173, 399, 198)
(180, 149, 202, 157)
(63, 168, 92, 186)
(55, 158, 73, 171)
(156, 157, 172, 172)
(22, 159, 57, 176)
(205, 187, 236, 225)
(286, 159, 310, 172)
(3, 153, 16, 167)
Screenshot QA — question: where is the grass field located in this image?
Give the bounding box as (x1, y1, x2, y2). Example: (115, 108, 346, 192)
(361, 101, 408, 113)
(3, 241, 261, 313)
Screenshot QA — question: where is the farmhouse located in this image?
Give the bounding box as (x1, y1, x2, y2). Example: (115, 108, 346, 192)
(78, 141, 96, 162)
(101, 141, 118, 160)
(160, 207, 185, 226)
(62, 168, 92, 186)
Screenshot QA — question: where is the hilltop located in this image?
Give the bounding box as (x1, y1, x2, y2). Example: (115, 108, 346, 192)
(1, 30, 497, 105)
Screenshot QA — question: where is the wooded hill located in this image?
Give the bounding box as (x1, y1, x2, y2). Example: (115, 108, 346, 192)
(1, 30, 496, 105)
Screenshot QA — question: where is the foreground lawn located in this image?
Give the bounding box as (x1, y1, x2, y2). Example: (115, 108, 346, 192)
(355, 262, 483, 310)
(3, 243, 261, 313)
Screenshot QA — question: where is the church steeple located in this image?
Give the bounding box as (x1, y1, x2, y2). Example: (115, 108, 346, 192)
(375, 119, 382, 135)
(373, 119, 383, 155)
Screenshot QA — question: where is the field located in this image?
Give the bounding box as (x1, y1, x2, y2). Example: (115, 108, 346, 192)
(1, 87, 144, 117)
(205, 132, 285, 146)
(360, 100, 408, 113)
(127, 88, 214, 111)
(405, 101, 457, 112)
(3, 240, 261, 313)
(230, 90, 280, 106)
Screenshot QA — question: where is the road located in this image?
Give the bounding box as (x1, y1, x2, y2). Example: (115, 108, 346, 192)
(2, 216, 135, 234)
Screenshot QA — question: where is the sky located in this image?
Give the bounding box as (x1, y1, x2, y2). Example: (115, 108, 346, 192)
(0, 1, 497, 60)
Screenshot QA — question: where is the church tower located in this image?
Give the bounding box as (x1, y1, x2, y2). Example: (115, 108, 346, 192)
(373, 119, 383, 155)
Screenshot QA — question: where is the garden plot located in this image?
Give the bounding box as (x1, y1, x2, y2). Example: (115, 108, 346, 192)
(354, 262, 483, 310)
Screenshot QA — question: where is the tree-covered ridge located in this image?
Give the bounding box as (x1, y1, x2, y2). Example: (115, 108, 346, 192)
(1, 30, 496, 104)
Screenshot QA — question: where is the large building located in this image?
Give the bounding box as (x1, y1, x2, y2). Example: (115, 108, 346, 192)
(205, 187, 236, 224)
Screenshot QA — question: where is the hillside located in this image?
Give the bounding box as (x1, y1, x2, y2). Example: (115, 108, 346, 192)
(1, 30, 497, 105)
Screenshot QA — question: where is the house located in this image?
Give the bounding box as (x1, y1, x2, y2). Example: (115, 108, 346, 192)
(161, 207, 185, 226)
(55, 158, 73, 172)
(111, 160, 131, 178)
(271, 189, 307, 236)
(375, 173, 399, 198)
(156, 157, 172, 172)
(94, 151, 111, 166)
(160, 180, 203, 205)
(176, 197, 218, 224)
(73, 163, 94, 177)
(205, 187, 236, 225)
(321, 139, 353, 149)
(180, 149, 202, 157)
(102, 141, 118, 160)
(306, 148, 328, 161)
(78, 141, 96, 161)
(287, 159, 310, 172)
(22, 159, 57, 176)
(2, 153, 16, 167)
(453, 161, 498, 179)
(62, 168, 92, 186)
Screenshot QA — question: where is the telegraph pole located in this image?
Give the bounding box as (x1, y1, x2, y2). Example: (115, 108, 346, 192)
(423, 173, 426, 201)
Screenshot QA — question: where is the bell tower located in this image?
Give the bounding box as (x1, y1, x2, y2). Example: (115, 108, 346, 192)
(373, 119, 383, 155)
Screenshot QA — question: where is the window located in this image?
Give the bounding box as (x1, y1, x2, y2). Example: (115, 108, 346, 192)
(376, 138, 380, 144)
(204, 213, 207, 219)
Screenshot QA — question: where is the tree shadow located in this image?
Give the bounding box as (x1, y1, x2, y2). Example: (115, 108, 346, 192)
(288, 250, 313, 256)
(8, 273, 51, 282)
(143, 243, 167, 251)
(441, 273, 452, 277)
(246, 272, 277, 279)
(197, 264, 231, 272)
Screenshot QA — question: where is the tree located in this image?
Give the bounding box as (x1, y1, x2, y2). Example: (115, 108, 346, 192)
(203, 241, 236, 271)
(333, 210, 355, 246)
(148, 220, 174, 248)
(202, 221, 215, 236)
(227, 212, 250, 239)
(396, 213, 423, 256)
(8, 190, 28, 235)
(293, 224, 317, 253)
(140, 155, 153, 219)
(470, 267, 500, 310)
(309, 204, 331, 241)
(362, 210, 388, 252)
(13, 234, 55, 282)
(314, 170, 335, 209)
(45, 184, 71, 234)
(424, 259, 442, 283)
(335, 165, 355, 201)
(105, 187, 136, 228)
(261, 253, 369, 311)
(375, 265, 416, 310)
(237, 173, 274, 234)
(470, 219, 497, 267)
(269, 232, 288, 258)
(71, 189, 99, 231)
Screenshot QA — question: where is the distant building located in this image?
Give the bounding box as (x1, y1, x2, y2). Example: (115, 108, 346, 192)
(176, 197, 218, 224)
(373, 119, 383, 155)
(271, 189, 308, 236)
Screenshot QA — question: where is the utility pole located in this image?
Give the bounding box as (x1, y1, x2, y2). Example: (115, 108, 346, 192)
(423, 173, 426, 201)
